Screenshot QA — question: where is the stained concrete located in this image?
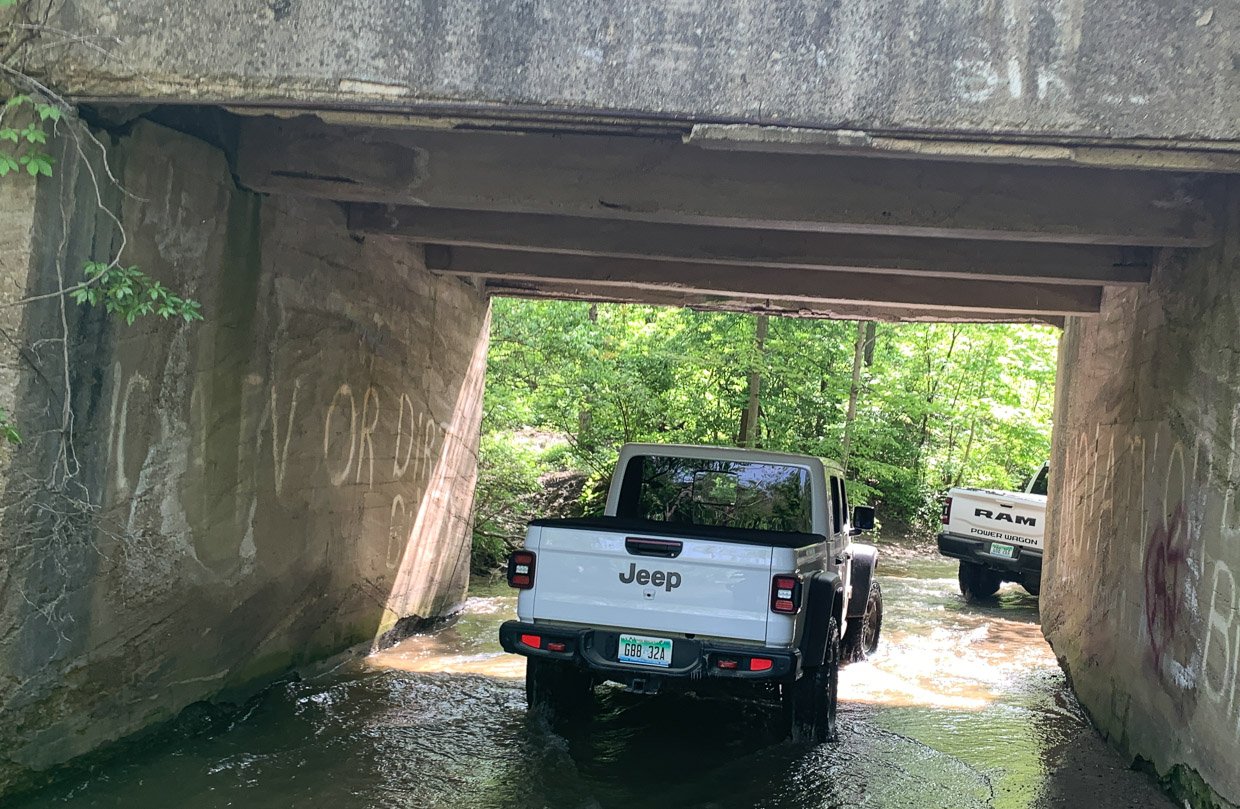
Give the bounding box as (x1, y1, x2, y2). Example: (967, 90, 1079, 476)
(37, 0, 1240, 143)
(1044, 179, 1240, 808)
(0, 120, 489, 794)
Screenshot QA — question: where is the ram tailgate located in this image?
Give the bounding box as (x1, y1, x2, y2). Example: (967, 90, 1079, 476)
(944, 488, 1045, 551)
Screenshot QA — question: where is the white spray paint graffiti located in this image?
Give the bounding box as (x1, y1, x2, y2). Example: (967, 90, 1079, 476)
(106, 366, 449, 575)
(268, 378, 301, 496)
(108, 364, 151, 499)
(324, 383, 357, 488)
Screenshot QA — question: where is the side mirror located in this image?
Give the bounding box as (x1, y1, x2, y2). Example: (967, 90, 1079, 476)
(852, 505, 876, 532)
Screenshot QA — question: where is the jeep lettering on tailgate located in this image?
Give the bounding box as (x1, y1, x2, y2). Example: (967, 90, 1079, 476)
(619, 563, 682, 591)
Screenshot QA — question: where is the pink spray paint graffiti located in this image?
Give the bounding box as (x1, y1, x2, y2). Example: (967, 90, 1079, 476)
(1145, 504, 1188, 669)
(1143, 502, 1201, 702)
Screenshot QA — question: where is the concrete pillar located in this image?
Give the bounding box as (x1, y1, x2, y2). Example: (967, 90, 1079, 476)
(0, 121, 489, 794)
(1044, 178, 1240, 807)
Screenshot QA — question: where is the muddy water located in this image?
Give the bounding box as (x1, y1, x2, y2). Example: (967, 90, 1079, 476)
(16, 546, 1172, 808)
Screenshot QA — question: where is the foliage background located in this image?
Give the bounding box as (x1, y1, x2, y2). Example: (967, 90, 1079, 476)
(473, 298, 1059, 571)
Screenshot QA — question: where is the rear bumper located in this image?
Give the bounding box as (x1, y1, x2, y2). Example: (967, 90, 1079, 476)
(937, 532, 1042, 577)
(499, 620, 800, 684)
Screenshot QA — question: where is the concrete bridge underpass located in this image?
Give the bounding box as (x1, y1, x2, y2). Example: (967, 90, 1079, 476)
(1, 2, 1239, 805)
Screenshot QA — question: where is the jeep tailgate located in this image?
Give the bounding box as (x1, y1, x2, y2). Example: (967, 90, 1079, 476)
(528, 524, 774, 643)
(946, 488, 1045, 550)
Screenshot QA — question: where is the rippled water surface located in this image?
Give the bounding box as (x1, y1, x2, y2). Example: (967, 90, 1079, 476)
(15, 544, 1172, 808)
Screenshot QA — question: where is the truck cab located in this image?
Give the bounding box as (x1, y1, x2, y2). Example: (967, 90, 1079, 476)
(498, 443, 882, 742)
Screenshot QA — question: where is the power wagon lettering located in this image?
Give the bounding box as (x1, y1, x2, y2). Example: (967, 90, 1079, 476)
(974, 508, 1037, 527)
(619, 563, 683, 592)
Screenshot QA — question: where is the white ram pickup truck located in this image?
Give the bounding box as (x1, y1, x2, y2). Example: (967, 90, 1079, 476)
(499, 443, 882, 742)
(937, 463, 1048, 600)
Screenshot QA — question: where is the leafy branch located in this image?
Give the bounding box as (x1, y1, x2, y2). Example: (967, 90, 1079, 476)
(71, 262, 205, 325)
(0, 92, 56, 176)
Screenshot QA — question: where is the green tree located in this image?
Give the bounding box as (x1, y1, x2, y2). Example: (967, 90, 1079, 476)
(477, 298, 1059, 559)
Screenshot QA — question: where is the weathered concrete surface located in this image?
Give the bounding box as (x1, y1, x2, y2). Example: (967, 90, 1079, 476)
(0, 120, 489, 793)
(38, 0, 1240, 144)
(1044, 179, 1240, 807)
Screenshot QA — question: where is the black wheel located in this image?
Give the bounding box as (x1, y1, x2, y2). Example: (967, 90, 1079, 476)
(783, 616, 840, 743)
(958, 561, 1003, 602)
(1023, 573, 1041, 597)
(843, 581, 883, 663)
(525, 658, 593, 723)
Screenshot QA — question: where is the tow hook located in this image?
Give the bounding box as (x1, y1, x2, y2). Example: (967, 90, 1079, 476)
(626, 676, 662, 695)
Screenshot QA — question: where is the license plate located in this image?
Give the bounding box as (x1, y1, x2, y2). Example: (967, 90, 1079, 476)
(618, 633, 673, 668)
(989, 542, 1015, 559)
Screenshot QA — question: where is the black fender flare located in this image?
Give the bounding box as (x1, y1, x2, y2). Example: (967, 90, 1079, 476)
(797, 571, 844, 670)
(847, 543, 879, 618)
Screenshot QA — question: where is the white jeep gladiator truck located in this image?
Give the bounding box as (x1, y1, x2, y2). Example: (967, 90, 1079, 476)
(499, 443, 882, 742)
(936, 462, 1048, 600)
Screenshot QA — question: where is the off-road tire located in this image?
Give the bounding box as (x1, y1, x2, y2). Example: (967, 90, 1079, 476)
(784, 616, 840, 743)
(525, 658, 593, 723)
(1022, 573, 1041, 597)
(958, 561, 1003, 602)
(843, 580, 883, 663)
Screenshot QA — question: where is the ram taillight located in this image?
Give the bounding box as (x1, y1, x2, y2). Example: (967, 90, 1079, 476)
(941, 496, 953, 525)
(507, 550, 536, 589)
(770, 574, 803, 614)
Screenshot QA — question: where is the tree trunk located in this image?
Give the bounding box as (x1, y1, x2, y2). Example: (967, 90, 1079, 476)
(841, 320, 868, 470)
(953, 419, 978, 487)
(741, 315, 769, 447)
(863, 321, 877, 366)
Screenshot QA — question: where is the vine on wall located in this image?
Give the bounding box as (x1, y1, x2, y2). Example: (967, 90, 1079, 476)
(1, 0, 204, 447)
(0, 0, 208, 652)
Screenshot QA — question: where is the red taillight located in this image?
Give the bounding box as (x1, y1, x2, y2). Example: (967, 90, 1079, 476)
(716, 658, 739, 670)
(771, 574, 803, 614)
(507, 550, 536, 590)
(941, 496, 953, 525)
(520, 633, 542, 649)
(749, 657, 773, 672)
(546, 641, 567, 652)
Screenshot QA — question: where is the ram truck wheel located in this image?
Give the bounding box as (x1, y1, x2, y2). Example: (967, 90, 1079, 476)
(958, 561, 1003, 602)
(1022, 574, 1041, 597)
(525, 658, 593, 723)
(784, 616, 840, 743)
(843, 581, 883, 662)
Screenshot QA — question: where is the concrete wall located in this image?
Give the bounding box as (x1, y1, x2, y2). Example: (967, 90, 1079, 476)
(0, 120, 489, 793)
(1044, 179, 1240, 807)
(44, 0, 1240, 143)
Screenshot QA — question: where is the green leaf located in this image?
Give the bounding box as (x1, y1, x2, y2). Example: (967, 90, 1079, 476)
(72, 260, 205, 326)
(36, 105, 61, 122)
(0, 129, 19, 143)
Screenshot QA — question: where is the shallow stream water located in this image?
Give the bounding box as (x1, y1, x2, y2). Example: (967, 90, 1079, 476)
(15, 545, 1172, 808)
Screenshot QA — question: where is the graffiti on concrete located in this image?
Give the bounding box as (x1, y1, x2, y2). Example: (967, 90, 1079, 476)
(1143, 502, 1191, 687)
(1055, 419, 1237, 722)
(1202, 560, 1239, 736)
(105, 365, 451, 576)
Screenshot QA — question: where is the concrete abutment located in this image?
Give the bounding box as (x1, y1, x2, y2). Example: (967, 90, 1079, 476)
(0, 119, 489, 793)
(1044, 178, 1240, 809)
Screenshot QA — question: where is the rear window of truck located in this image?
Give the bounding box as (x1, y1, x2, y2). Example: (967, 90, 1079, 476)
(615, 455, 813, 533)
